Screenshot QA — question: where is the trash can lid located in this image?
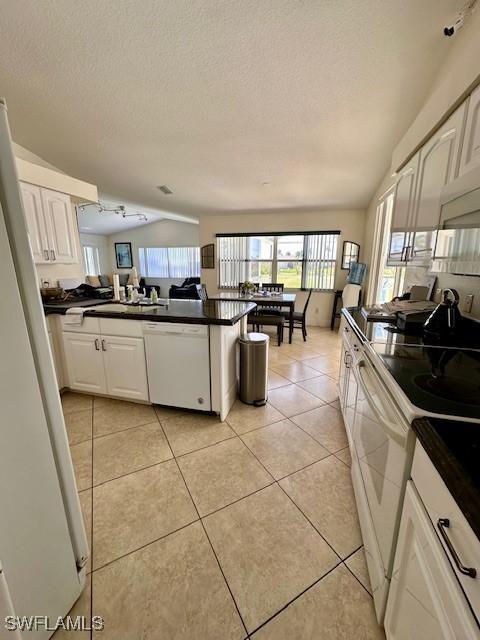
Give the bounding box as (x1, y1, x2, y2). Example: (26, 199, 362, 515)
(238, 332, 269, 345)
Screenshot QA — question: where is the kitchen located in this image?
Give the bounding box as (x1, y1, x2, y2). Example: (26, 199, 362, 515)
(1, 1, 480, 639)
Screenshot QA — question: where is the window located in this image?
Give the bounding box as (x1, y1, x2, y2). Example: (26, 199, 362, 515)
(217, 232, 339, 290)
(83, 245, 100, 276)
(139, 247, 200, 278)
(368, 191, 404, 304)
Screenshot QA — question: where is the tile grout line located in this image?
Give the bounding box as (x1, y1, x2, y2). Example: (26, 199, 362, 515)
(236, 430, 344, 565)
(155, 414, 250, 638)
(342, 559, 373, 599)
(246, 560, 343, 638)
(90, 518, 200, 573)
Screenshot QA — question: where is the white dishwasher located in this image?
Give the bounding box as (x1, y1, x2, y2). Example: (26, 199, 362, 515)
(143, 322, 212, 411)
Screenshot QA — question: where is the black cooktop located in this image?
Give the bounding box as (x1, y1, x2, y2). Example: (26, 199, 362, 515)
(373, 344, 480, 420)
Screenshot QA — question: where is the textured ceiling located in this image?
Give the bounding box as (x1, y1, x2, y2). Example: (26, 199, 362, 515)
(0, 0, 464, 220)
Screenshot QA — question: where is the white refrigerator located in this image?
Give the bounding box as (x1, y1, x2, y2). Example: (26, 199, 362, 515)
(0, 98, 89, 638)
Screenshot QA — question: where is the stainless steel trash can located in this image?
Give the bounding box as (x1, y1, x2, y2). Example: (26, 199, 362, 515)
(239, 332, 269, 406)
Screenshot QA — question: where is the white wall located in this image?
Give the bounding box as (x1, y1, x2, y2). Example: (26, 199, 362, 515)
(363, 12, 480, 319)
(199, 209, 365, 327)
(107, 218, 200, 296)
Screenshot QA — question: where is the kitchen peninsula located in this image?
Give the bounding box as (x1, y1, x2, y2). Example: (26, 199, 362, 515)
(44, 299, 256, 420)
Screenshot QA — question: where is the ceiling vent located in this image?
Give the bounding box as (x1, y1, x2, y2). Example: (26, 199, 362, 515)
(157, 185, 173, 195)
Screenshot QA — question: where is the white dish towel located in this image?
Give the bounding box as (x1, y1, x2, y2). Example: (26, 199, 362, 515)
(64, 308, 84, 326)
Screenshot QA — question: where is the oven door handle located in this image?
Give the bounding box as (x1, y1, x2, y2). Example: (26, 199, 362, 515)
(354, 359, 407, 447)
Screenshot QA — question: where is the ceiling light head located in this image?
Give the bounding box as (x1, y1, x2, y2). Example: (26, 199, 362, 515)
(157, 185, 173, 195)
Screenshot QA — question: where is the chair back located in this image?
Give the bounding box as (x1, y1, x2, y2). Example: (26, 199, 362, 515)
(262, 283, 284, 292)
(302, 289, 313, 315)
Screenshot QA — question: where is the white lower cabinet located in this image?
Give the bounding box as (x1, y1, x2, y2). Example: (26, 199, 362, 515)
(63, 332, 106, 394)
(101, 335, 149, 401)
(62, 330, 149, 401)
(384, 481, 478, 640)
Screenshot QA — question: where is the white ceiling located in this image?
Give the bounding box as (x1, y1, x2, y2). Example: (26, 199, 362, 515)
(76, 195, 198, 235)
(0, 0, 464, 218)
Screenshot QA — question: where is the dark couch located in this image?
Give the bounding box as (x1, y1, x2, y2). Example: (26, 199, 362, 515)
(169, 278, 202, 300)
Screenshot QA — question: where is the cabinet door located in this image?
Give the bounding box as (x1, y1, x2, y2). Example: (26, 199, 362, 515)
(384, 481, 478, 640)
(102, 335, 149, 401)
(63, 332, 106, 394)
(459, 87, 480, 175)
(409, 104, 466, 264)
(41, 188, 78, 264)
(387, 155, 419, 265)
(20, 182, 49, 263)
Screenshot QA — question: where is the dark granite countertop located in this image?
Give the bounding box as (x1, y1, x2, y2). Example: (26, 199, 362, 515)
(43, 298, 110, 314)
(412, 417, 480, 541)
(44, 299, 257, 326)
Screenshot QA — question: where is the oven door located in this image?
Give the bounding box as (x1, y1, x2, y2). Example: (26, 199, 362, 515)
(351, 353, 413, 576)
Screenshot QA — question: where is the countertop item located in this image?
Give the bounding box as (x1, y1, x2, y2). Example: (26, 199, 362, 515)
(40, 287, 65, 301)
(45, 299, 256, 326)
(412, 417, 480, 541)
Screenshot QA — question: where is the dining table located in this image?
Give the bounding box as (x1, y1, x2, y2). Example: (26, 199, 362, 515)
(210, 291, 297, 343)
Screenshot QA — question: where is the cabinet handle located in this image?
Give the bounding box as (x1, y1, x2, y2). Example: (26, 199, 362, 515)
(101, 339, 106, 351)
(50, 250, 56, 261)
(44, 250, 50, 261)
(344, 351, 352, 368)
(437, 518, 477, 578)
(94, 339, 100, 351)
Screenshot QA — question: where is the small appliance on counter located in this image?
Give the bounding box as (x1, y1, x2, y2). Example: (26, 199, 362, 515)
(423, 288, 462, 343)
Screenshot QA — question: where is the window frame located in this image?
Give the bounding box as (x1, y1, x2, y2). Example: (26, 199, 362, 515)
(216, 232, 339, 291)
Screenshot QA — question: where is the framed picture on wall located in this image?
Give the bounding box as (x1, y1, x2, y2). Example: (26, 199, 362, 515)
(201, 244, 215, 269)
(115, 242, 133, 269)
(341, 241, 360, 270)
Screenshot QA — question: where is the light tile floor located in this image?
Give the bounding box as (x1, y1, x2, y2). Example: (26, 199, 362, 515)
(58, 327, 384, 639)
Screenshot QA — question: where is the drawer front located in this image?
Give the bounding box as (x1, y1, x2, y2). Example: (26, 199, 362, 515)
(60, 316, 100, 334)
(412, 442, 480, 622)
(99, 318, 143, 337)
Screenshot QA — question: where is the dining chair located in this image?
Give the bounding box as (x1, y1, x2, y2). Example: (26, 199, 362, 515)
(281, 289, 312, 341)
(257, 283, 285, 316)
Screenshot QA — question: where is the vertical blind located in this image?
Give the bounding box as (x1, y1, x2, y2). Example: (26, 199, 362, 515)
(139, 247, 200, 278)
(217, 232, 339, 290)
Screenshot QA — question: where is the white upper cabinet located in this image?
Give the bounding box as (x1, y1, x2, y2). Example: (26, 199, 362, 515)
(391, 154, 419, 233)
(387, 103, 466, 266)
(412, 103, 466, 232)
(21, 183, 78, 265)
(21, 182, 50, 264)
(459, 85, 480, 175)
(41, 188, 77, 263)
(387, 154, 419, 264)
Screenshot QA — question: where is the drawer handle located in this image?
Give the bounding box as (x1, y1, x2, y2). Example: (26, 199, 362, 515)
(437, 518, 477, 578)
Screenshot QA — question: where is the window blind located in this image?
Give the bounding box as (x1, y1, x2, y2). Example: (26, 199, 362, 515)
(217, 232, 339, 290)
(139, 247, 200, 278)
